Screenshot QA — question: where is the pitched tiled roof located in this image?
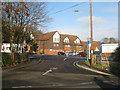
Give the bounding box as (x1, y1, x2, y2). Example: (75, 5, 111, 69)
(81, 41, 101, 51)
(60, 34, 81, 45)
(92, 41, 101, 50)
(32, 33, 43, 40)
(81, 41, 87, 51)
(33, 31, 57, 41)
(33, 31, 82, 45)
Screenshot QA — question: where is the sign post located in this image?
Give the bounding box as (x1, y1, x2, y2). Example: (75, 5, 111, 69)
(87, 41, 91, 60)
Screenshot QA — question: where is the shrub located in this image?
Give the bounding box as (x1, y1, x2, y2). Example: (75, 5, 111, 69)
(2, 53, 13, 67)
(2, 53, 30, 67)
(40, 51, 44, 54)
(110, 46, 120, 77)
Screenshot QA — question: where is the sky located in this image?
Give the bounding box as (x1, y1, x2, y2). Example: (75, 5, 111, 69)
(45, 2, 118, 41)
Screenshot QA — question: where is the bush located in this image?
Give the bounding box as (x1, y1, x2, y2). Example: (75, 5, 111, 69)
(2, 53, 13, 67)
(110, 47, 120, 77)
(40, 51, 44, 54)
(2, 53, 30, 67)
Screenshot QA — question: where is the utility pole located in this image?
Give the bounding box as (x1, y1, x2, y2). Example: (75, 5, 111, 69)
(90, 0, 93, 67)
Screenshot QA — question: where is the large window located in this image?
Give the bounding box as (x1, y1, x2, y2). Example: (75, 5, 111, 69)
(64, 37, 69, 43)
(65, 40, 69, 43)
(74, 38, 80, 44)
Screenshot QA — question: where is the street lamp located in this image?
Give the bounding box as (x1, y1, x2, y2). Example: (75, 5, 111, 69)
(74, 0, 93, 67)
(90, 0, 93, 67)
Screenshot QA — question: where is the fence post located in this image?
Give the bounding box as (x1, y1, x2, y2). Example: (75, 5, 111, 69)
(105, 53, 109, 67)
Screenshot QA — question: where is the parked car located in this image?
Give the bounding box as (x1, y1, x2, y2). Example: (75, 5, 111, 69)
(58, 52, 65, 55)
(66, 52, 77, 56)
(68, 52, 74, 56)
(77, 52, 87, 57)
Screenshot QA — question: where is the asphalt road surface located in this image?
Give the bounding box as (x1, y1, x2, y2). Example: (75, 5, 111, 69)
(2, 55, 120, 89)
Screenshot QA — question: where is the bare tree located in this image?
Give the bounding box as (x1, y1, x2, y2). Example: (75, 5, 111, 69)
(102, 37, 118, 44)
(2, 2, 51, 52)
(108, 37, 118, 44)
(102, 37, 109, 44)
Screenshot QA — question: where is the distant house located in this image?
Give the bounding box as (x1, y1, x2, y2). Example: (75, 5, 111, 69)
(81, 41, 87, 52)
(33, 31, 83, 55)
(93, 41, 101, 52)
(81, 41, 101, 52)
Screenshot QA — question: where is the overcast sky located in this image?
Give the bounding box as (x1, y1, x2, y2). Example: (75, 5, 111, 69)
(46, 2, 118, 41)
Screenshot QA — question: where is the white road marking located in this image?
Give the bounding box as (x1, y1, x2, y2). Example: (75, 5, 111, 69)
(12, 86, 32, 88)
(80, 82, 93, 85)
(42, 67, 58, 76)
(50, 67, 57, 70)
(64, 58, 67, 61)
(42, 69, 52, 76)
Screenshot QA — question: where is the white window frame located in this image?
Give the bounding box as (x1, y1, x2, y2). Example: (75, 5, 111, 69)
(53, 44, 56, 47)
(68, 45, 70, 47)
(57, 44, 59, 47)
(64, 37, 69, 43)
(74, 38, 80, 44)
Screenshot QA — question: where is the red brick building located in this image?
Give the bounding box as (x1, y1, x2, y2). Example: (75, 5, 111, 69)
(33, 31, 83, 55)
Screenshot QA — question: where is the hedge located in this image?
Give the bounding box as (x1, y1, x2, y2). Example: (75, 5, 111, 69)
(2, 53, 30, 67)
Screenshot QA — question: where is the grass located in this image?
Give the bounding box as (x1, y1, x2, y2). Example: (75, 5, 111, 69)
(85, 60, 109, 71)
(85, 60, 90, 66)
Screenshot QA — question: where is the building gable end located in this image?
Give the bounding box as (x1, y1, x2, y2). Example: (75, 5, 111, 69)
(74, 38, 80, 43)
(53, 32, 60, 43)
(63, 37, 69, 43)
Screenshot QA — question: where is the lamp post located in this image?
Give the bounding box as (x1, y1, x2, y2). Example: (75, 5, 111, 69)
(90, 0, 93, 67)
(74, 0, 93, 67)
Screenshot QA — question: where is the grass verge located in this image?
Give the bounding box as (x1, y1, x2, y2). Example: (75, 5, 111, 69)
(85, 60, 109, 72)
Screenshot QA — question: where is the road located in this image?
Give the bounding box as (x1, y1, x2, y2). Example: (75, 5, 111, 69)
(2, 55, 119, 89)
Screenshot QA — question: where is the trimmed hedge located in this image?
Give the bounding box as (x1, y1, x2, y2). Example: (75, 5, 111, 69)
(2, 53, 13, 67)
(2, 53, 30, 67)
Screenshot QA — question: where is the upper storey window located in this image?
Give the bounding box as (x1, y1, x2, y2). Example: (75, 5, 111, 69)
(64, 37, 69, 43)
(74, 38, 80, 44)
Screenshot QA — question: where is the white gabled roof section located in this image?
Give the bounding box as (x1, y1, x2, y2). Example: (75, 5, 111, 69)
(63, 37, 69, 42)
(74, 38, 80, 43)
(53, 31, 60, 43)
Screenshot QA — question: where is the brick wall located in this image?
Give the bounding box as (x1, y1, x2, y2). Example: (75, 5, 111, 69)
(44, 49, 64, 55)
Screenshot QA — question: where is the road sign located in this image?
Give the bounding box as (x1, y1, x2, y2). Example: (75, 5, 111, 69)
(87, 41, 91, 46)
(87, 41, 91, 44)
